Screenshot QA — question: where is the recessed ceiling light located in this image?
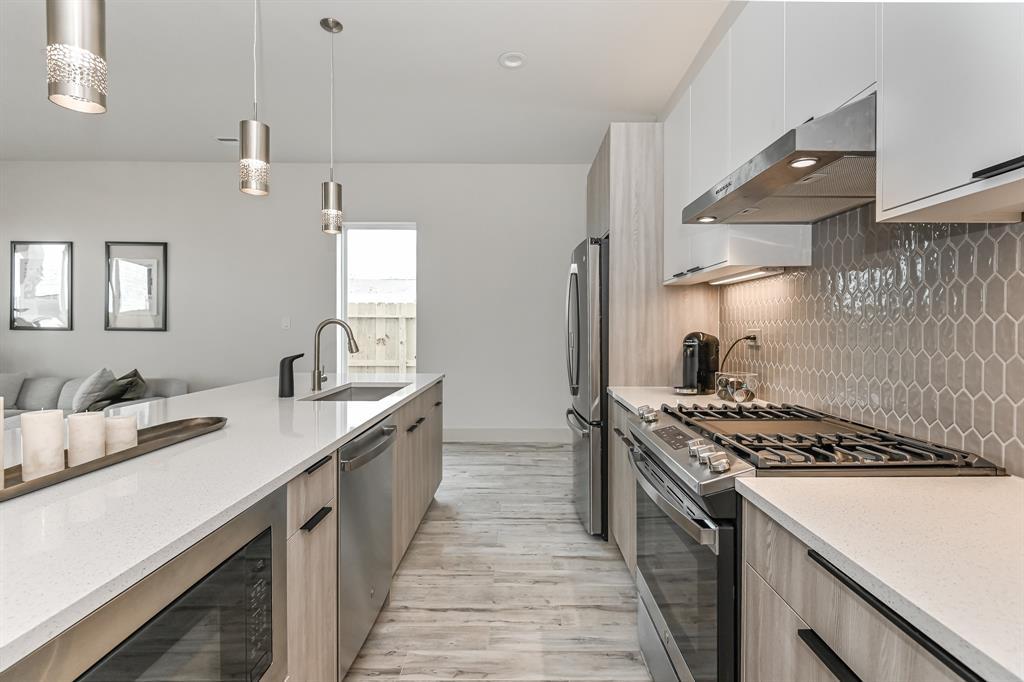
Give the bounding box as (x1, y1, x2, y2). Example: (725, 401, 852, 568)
(498, 51, 526, 69)
(789, 156, 819, 168)
(697, 216, 717, 223)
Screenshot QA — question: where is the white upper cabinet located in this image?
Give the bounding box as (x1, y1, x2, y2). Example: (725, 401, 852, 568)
(785, 2, 877, 130)
(729, 2, 785, 171)
(663, 88, 692, 280)
(689, 34, 731, 207)
(878, 2, 1024, 221)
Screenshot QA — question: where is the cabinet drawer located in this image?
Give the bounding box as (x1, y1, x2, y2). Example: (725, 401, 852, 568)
(742, 564, 834, 682)
(287, 452, 337, 536)
(287, 498, 338, 682)
(743, 501, 966, 682)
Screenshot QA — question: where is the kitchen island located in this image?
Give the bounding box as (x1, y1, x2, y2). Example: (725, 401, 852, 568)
(0, 372, 443, 675)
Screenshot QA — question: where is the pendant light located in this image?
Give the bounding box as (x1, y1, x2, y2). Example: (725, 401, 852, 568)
(320, 18, 344, 235)
(46, 0, 107, 113)
(240, 0, 270, 196)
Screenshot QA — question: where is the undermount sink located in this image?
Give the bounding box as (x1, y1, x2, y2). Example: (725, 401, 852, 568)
(306, 383, 409, 402)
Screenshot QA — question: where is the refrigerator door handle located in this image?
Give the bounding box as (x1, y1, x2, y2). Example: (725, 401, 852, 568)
(565, 408, 590, 436)
(565, 263, 580, 395)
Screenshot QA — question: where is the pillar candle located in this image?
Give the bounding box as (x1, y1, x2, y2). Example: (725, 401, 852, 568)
(105, 415, 138, 455)
(68, 412, 107, 466)
(21, 410, 66, 481)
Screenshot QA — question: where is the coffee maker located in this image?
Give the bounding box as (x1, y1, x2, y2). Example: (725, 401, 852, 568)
(678, 332, 720, 395)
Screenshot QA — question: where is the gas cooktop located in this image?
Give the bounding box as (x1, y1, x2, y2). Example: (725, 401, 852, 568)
(666, 402, 1002, 472)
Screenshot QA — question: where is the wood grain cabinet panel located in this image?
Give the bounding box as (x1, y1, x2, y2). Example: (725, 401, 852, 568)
(287, 498, 338, 682)
(286, 453, 336, 536)
(392, 381, 444, 574)
(743, 501, 963, 682)
(608, 401, 635, 575)
(741, 564, 833, 682)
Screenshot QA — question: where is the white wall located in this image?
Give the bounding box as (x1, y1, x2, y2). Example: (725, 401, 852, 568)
(0, 161, 586, 440)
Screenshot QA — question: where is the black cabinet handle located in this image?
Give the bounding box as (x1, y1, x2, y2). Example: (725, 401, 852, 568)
(416, 417, 426, 424)
(797, 629, 861, 682)
(807, 549, 983, 682)
(612, 427, 624, 438)
(300, 506, 332, 532)
(434, 401, 443, 407)
(407, 423, 420, 433)
(304, 455, 332, 475)
(972, 154, 1024, 179)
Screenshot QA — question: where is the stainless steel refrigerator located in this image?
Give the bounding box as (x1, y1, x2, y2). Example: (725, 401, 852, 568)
(564, 236, 608, 537)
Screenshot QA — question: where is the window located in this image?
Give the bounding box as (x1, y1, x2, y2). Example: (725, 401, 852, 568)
(337, 223, 417, 376)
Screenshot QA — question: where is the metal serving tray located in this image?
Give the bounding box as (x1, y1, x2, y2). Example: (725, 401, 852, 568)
(0, 417, 227, 503)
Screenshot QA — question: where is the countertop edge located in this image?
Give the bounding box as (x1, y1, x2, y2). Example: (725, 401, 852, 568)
(736, 479, 1017, 682)
(0, 374, 444, 673)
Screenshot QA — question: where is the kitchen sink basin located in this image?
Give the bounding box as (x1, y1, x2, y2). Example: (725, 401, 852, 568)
(306, 383, 409, 402)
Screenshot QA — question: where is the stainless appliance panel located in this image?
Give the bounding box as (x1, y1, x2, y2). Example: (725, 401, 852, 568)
(633, 443, 736, 682)
(567, 238, 602, 421)
(638, 589, 687, 682)
(0, 490, 288, 682)
(337, 420, 396, 678)
(566, 236, 606, 537)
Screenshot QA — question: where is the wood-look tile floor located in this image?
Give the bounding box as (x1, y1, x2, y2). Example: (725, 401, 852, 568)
(345, 443, 652, 681)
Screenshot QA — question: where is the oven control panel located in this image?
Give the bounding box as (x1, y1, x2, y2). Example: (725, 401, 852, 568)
(652, 425, 691, 450)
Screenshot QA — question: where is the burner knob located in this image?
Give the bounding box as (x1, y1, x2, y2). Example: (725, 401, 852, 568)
(637, 405, 659, 423)
(707, 452, 731, 473)
(696, 447, 718, 464)
(686, 438, 709, 457)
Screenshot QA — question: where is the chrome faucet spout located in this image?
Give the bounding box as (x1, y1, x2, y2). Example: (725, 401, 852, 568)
(312, 318, 361, 391)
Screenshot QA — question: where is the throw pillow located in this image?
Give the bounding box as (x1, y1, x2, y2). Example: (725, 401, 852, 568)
(0, 372, 25, 407)
(72, 368, 115, 413)
(87, 369, 148, 412)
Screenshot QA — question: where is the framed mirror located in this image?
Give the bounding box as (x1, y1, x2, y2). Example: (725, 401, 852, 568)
(106, 241, 168, 331)
(10, 241, 73, 330)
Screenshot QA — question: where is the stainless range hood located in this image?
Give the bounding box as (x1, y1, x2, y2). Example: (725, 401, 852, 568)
(681, 94, 876, 225)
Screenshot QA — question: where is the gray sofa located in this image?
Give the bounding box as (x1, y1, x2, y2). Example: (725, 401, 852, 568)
(3, 376, 188, 429)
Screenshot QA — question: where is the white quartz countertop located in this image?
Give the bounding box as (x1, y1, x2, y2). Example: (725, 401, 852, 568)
(737, 476, 1024, 682)
(0, 372, 443, 672)
(608, 385, 765, 416)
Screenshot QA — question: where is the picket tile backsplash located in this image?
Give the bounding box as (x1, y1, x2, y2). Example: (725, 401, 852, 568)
(719, 204, 1024, 475)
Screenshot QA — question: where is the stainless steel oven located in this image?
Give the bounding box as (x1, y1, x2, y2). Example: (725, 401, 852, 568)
(2, 489, 288, 682)
(629, 439, 736, 682)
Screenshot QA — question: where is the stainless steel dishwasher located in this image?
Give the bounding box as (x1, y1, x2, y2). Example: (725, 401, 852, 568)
(337, 417, 396, 678)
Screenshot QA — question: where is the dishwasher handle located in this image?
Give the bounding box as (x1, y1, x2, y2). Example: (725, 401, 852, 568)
(339, 424, 397, 473)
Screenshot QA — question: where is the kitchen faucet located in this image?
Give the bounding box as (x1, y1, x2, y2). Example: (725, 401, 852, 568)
(312, 318, 361, 391)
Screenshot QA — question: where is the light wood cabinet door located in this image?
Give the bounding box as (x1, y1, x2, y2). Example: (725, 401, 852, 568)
(878, 2, 1024, 212)
(286, 452, 336, 536)
(608, 402, 635, 575)
(391, 398, 419, 572)
(391, 381, 444, 574)
(663, 88, 692, 281)
(743, 501, 964, 682)
(741, 563, 833, 682)
(287, 499, 337, 682)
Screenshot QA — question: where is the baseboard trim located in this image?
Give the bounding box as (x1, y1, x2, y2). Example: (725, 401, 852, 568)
(443, 428, 571, 443)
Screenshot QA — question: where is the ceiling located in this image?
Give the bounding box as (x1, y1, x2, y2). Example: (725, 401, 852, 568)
(0, 0, 726, 164)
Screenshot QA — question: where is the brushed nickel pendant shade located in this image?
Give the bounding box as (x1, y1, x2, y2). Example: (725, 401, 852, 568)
(240, 0, 269, 196)
(320, 18, 344, 235)
(46, 0, 107, 113)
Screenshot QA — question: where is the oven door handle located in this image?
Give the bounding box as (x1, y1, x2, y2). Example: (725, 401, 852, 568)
(628, 445, 719, 555)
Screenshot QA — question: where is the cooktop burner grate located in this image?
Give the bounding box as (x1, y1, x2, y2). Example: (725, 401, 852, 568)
(662, 402, 997, 470)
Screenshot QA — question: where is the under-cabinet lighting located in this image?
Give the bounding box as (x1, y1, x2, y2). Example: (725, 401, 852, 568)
(708, 268, 783, 286)
(697, 216, 717, 223)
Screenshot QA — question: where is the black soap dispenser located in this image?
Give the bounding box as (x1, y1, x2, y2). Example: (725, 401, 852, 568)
(278, 354, 304, 397)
